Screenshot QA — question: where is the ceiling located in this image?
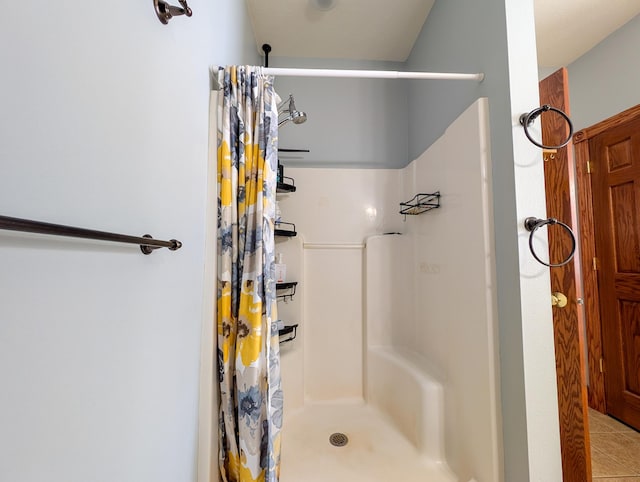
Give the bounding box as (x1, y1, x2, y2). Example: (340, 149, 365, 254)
(246, 0, 435, 62)
(534, 0, 640, 67)
(246, 0, 640, 67)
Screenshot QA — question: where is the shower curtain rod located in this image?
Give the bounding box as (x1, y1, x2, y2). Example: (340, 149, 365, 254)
(262, 67, 484, 82)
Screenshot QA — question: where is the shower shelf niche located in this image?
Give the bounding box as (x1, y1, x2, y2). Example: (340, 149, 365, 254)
(276, 281, 298, 301)
(279, 324, 298, 344)
(399, 192, 441, 216)
(275, 221, 297, 237)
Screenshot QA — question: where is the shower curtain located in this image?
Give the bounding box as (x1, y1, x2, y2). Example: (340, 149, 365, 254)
(216, 66, 283, 482)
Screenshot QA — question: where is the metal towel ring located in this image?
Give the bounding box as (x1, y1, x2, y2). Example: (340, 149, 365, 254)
(524, 217, 576, 268)
(519, 105, 574, 150)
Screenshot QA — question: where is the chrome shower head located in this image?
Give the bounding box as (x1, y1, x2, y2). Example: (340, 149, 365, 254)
(278, 94, 307, 127)
(291, 110, 307, 124)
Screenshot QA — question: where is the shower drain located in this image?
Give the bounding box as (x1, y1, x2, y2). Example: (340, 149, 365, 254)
(329, 432, 349, 447)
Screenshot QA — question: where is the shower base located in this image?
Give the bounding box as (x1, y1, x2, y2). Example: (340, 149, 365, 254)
(279, 402, 457, 482)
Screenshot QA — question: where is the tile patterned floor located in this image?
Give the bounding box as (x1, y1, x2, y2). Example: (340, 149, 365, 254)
(590, 408, 640, 480)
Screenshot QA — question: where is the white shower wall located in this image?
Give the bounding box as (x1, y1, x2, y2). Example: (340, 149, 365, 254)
(277, 168, 404, 244)
(399, 98, 500, 482)
(277, 168, 404, 405)
(278, 98, 499, 481)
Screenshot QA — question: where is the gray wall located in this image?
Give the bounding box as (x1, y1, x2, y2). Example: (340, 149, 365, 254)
(270, 57, 409, 168)
(567, 13, 640, 130)
(0, 2, 257, 482)
(406, 1, 502, 161)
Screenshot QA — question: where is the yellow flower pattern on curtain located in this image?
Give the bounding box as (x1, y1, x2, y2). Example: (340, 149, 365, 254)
(216, 66, 282, 482)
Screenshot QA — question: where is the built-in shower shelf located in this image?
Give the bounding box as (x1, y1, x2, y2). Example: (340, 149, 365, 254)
(276, 281, 298, 301)
(275, 221, 297, 237)
(276, 176, 297, 193)
(399, 192, 441, 216)
(279, 324, 298, 344)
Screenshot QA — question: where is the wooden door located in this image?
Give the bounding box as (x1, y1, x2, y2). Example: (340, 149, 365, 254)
(590, 112, 640, 430)
(540, 68, 591, 482)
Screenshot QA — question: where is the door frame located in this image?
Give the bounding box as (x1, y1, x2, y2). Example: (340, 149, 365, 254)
(573, 103, 640, 412)
(540, 68, 591, 481)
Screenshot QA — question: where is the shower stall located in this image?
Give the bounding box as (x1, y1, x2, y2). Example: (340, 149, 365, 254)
(274, 98, 500, 482)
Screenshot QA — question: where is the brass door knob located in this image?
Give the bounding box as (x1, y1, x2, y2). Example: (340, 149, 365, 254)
(551, 292, 568, 308)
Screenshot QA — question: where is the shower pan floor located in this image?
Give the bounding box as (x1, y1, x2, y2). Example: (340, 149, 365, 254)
(280, 402, 456, 482)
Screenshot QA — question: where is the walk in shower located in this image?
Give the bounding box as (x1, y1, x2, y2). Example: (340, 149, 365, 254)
(275, 99, 500, 482)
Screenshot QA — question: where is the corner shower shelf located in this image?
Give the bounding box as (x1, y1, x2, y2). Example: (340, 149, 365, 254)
(275, 221, 297, 237)
(279, 324, 298, 344)
(276, 176, 297, 193)
(399, 192, 441, 216)
(276, 281, 298, 301)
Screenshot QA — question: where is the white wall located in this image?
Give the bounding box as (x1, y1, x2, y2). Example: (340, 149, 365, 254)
(304, 247, 365, 401)
(0, 2, 258, 482)
(365, 234, 414, 351)
(277, 167, 403, 243)
(276, 235, 305, 413)
(400, 99, 500, 482)
(566, 13, 640, 130)
(276, 168, 403, 404)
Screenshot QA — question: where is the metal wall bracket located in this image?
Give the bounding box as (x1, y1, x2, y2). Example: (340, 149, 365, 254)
(154, 0, 192, 25)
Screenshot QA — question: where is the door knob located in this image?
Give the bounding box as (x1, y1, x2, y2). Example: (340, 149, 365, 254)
(551, 292, 568, 308)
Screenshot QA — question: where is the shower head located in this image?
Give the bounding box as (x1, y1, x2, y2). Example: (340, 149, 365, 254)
(279, 109, 307, 127)
(278, 94, 307, 128)
(291, 110, 307, 124)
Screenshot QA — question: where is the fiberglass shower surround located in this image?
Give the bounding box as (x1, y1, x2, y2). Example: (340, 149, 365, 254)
(273, 99, 498, 482)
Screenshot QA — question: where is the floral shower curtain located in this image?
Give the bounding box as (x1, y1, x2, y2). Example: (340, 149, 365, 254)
(216, 65, 283, 482)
